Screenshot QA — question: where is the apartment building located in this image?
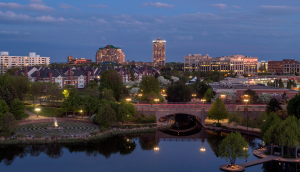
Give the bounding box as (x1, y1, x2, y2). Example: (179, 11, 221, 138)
(95, 45, 125, 64)
(153, 38, 166, 67)
(67, 55, 92, 65)
(184, 54, 258, 75)
(0, 52, 50, 74)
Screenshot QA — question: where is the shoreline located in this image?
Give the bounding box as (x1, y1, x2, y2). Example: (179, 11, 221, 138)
(0, 128, 157, 145)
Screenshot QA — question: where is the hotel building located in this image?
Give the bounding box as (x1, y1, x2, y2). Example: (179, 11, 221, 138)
(95, 45, 125, 64)
(153, 38, 166, 67)
(0, 52, 50, 74)
(184, 54, 258, 76)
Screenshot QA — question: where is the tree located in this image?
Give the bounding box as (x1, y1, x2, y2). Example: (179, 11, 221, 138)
(96, 104, 117, 128)
(130, 70, 135, 81)
(244, 89, 258, 103)
(278, 79, 284, 88)
(154, 72, 159, 78)
(0, 112, 19, 135)
(0, 100, 9, 114)
(219, 132, 249, 165)
(266, 98, 282, 114)
(62, 85, 78, 98)
(117, 100, 135, 123)
(194, 79, 212, 99)
(47, 82, 63, 111)
(166, 81, 192, 102)
(82, 97, 100, 116)
(287, 94, 300, 118)
(10, 99, 26, 120)
(259, 112, 281, 138)
(61, 95, 82, 117)
(99, 69, 124, 101)
(206, 131, 226, 157)
(99, 88, 116, 101)
(6, 83, 18, 100)
(28, 81, 42, 107)
(84, 80, 99, 97)
(14, 75, 29, 101)
(204, 88, 214, 102)
(5, 67, 20, 76)
(207, 98, 228, 124)
(139, 76, 160, 94)
(228, 112, 242, 127)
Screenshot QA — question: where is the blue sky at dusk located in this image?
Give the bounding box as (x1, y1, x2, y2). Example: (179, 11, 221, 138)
(0, 0, 300, 62)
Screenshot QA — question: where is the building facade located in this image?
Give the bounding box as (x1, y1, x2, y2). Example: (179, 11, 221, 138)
(283, 61, 300, 75)
(268, 59, 295, 74)
(153, 38, 166, 67)
(257, 60, 268, 72)
(184, 54, 258, 76)
(95, 45, 125, 64)
(122, 60, 154, 67)
(0, 52, 50, 74)
(68, 55, 92, 65)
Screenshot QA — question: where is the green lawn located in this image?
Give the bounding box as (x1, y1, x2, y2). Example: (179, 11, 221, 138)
(26, 106, 65, 117)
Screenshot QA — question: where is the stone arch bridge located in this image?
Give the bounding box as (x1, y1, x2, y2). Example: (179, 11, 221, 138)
(135, 104, 266, 125)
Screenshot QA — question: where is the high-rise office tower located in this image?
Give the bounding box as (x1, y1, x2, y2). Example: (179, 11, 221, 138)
(153, 38, 166, 67)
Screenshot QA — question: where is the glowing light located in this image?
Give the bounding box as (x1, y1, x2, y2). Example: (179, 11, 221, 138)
(138, 94, 143, 97)
(126, 98, 131, 102)
(35, 108, 40, 112)
(220, 94, 226, 98)
(200, 148, 206, 152)
(154, 147, 160, 151)
(192, 94, 197, 97)
(154, 99, 159, 102)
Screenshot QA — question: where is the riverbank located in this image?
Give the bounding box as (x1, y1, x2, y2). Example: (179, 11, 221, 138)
(0, 128, 157, 145)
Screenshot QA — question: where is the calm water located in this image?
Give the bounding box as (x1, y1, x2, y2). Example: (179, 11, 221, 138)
(0, 116, 299, 172)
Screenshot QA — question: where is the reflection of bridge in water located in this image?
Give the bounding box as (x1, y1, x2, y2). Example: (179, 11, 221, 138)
(155, 122, 209, 142)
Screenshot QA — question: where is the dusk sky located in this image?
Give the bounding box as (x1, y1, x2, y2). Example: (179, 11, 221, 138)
(0, 0, 300, 62)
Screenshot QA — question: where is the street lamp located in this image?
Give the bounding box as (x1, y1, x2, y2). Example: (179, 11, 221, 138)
(138, 94, 142, 103)
(192, 94, 197, 97)
(244, 98, 249, 132)
(201, 99, 206, 104)
(154, 147, 160, 151)
(200, 147, 206, 152)
(126, 98, 131, 102)
(220, 94, 226, 99)
(35, 108, 40, 117)
(154, 99, 159, 104)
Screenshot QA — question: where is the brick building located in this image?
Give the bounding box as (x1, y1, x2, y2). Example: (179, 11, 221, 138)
(67, 55, 92, 65)
(268, 59, 295, 74)
(153, 38, 166, 67)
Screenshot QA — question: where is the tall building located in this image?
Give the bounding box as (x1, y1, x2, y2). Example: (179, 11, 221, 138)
(0, 52, 50, 74)
(95, 45, 125, 64)
(184, 54, 258, 76)
(268, 59, 295, 74)
(153, 38, 166, 67)
(67, 55, 92, 65)
(283, 61, 300, 75)
(257, 60, 268, 72)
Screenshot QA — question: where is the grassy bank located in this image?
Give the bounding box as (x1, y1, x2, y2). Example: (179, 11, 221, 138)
(0, 128, 157, 145)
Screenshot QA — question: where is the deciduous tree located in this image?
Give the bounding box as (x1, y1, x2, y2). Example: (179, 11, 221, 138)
(96, 104, 117, 128)
(99, 69, 124, 100)
(219, 132, 249, 165)
(10, 99, 26, 120)
(166, 81, 192, 102)
(207, 98, 228, 124)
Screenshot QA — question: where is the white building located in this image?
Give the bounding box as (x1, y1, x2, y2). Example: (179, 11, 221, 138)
(0, 52, 50, 74)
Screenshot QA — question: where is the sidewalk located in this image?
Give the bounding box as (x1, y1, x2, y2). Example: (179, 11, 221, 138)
(204, 119, 261, 133)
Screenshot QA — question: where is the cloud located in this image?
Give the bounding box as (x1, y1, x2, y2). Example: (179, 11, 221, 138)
(143, 2, 174, 8)
(0, 2, 54, 12)
(30, 0, 43, 3)
(202, 31, 208, 36)
(0, 11, 66, 23)
(232, 5, 241, 9)
(259, 5, 300, 10)
(87, 4, 108, 8)
(59, 4, 81, 11)
(211, 4, 227, 9)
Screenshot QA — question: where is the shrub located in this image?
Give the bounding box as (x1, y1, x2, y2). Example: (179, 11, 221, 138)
(90, 114, 97, 123)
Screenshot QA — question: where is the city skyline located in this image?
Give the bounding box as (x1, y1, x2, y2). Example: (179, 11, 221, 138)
(1, 0, 300, 62)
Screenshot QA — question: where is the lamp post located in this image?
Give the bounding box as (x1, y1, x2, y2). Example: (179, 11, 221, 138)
(35, 108, 40, 117)
(154, 99, 159, 104)
(138, 94, 142, 103)
(244, 98, 249, 132)
(154, 147, 160, 151)
(80, 109, 83, 119)
(201, 99, 206, 105)
(192, 94, 197, 97)
(126, 98, 131, 103)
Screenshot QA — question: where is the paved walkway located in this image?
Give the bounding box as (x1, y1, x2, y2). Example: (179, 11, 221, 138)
(204, 119, 260, 133)
(220, 147, 300, 172)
